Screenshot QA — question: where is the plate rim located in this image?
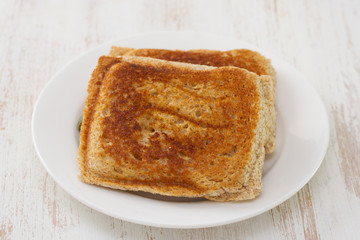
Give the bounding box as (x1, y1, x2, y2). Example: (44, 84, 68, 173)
(32, 31, 330, 229)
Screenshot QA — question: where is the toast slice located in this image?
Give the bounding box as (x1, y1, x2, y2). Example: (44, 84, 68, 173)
(109, 47, 276, 153)
(78, 55, 268, 201)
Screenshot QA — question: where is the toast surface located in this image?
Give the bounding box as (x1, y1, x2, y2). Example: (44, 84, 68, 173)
(109, 47, 276, 153)
(109, 47, 276, 78)
(78, 56, 267, 201)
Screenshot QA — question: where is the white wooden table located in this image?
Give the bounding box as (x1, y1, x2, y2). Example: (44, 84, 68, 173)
(1, 0, 360, 239)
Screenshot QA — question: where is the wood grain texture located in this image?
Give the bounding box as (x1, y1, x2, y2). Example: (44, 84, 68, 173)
(1, 0, 360, 239)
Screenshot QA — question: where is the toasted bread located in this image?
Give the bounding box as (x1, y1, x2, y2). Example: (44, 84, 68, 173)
(109, 47, 276, 79)
(109, 47, 276, 153)
(78, 55, 268, 201)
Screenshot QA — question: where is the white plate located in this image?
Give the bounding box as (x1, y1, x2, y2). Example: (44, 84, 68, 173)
(32, 32, 329, 229)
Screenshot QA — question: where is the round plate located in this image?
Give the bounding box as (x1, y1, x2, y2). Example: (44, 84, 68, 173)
(32, 32, 329, 228)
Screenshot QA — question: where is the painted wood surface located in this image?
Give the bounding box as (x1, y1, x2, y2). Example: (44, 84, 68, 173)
(1, 0, 359, 239)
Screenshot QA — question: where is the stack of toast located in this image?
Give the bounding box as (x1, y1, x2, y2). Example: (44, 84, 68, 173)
(77, 47, 276, 201)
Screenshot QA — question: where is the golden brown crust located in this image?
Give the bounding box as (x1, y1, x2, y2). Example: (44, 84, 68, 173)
(110, 46, 276, 79)
(78, 56, 123, 175)
(109, 47, 276, 154)
(78, 56, 266, 201)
